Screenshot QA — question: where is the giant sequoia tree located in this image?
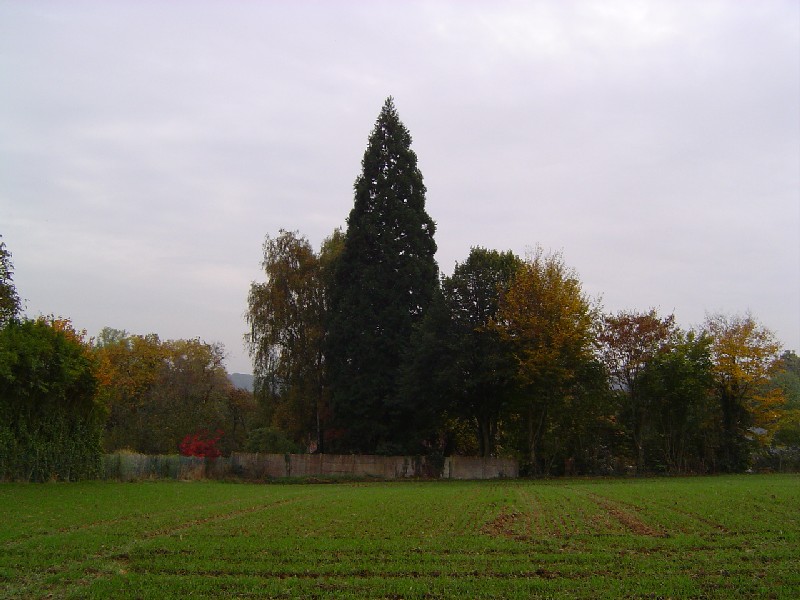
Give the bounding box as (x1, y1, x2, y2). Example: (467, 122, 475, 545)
(327, 97, 438, 453)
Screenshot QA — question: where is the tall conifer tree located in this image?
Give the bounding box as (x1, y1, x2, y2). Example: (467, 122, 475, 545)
(327, 97, 438, 453)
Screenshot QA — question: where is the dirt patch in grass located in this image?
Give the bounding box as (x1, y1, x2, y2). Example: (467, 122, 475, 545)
(481, 508, 530, 541)
(586, 494, 667, 538)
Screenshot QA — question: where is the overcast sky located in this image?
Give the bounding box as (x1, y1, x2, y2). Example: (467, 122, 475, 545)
(1, 1, 798, 374)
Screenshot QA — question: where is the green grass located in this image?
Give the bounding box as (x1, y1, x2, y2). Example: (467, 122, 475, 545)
(1, 475, 798, 598)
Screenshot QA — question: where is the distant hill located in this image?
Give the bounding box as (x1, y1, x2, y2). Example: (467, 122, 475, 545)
(229, 373, 254, 392)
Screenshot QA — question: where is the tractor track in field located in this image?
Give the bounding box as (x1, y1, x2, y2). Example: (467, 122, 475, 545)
(2, 496, 304, 598)
(126, 566, 569, 580)
(579, 492, 668, 538)
(2, 494, 297, 550)
(650, 501, 731, 535)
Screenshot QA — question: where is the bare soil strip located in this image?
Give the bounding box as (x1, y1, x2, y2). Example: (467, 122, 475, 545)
(481, 507, 521, 539)
(584, 493, 668, 538)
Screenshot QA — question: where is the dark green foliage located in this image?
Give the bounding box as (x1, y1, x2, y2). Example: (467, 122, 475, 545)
(772, 351, 800, 434)
(636, 332, 716, 473)
(758, 351, 800, 471)
(406, 248, 521, 456)
(598, 310, 680, 471)
(0, 318, 103, 481)
(539, 357, 620, 475)
(327, 98, 438, 453)
(779, 350, 800, 380)
(0, 235, 21, 326)
(446, 249, 521, 457)
(396, 288, 457, 453)
(245, 426, 301, 454)
(501, 355, 618, 476)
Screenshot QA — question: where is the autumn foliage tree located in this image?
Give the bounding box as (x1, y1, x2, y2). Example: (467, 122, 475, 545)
(246, 229, 342, 453)
(704, 313, 785, 471)
(495, 248, 600, 473)
(598, 309, 679, 470)
(94, 329, 165, 451)
(94, 330, 248, 455)
(179, 429, 224, 459)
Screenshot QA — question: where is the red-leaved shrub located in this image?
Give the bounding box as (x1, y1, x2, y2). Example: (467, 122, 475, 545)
(179, 429, 224, 458)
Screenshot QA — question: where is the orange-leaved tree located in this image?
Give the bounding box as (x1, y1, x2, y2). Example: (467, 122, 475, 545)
(598, 309, 679, 471)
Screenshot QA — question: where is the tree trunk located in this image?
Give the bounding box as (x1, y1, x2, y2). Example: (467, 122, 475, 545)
(479, 419, 490, 458)
(528, 403, 548, 475)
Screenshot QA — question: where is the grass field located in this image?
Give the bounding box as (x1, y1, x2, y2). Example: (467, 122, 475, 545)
(1, 475, 798, 598)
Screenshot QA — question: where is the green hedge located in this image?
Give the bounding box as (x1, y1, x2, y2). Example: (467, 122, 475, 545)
(0, 318, 103, 481)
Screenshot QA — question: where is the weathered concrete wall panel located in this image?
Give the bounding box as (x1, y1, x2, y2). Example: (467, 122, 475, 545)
(445, 456, 518, 479)
(103, 452, 518, 481)
(250, 453, 516, 479)
(229, 453, 286, 479)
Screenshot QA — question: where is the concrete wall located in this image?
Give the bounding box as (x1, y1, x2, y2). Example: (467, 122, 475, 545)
(443, 456, 518, 480)
(103, 452, 518, 481)
(229, 453, 518, 480)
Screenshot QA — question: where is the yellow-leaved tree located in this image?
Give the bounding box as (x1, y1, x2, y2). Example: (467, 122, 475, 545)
(704, 313, 785, 471)
(495, 247, 600, 474)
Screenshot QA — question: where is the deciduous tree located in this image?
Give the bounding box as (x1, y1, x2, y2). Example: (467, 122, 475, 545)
(0, 317, 102, 481)
(246, 229, 337, 452)
(767, 351, 800, 469)
(0, 235, 21, 325)
(704, 313, 785, 471)
(439, 248, 521, 456)
(495, 247, 599, 473)
(95, 331, 240, 454)
(95, 330, 167, 451)
(598, 309, 679, 470)
(771, 351, 800, 440)
(636, 331, 715, 473)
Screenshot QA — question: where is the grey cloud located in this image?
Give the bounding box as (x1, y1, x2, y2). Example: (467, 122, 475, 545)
(1, 1, 797, 373)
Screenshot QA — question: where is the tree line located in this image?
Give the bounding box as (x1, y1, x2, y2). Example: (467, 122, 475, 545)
(246, 98, 799, 475)
(1, 237, 291, 481)
(1, 98, 798, 479)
